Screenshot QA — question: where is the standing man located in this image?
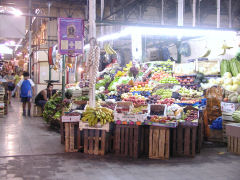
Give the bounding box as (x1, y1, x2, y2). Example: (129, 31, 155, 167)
(35, 83, 53, 109)
(17, 72, 35, 116)
(4, 72, 15, 104)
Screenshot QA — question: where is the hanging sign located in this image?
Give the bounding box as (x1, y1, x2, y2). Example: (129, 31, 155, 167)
(58, 18, 84, 55)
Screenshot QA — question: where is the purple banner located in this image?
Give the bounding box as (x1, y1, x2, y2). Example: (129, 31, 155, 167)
(58, 18, 84, 55)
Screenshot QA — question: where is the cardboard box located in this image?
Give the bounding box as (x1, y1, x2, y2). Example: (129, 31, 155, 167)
(221, 102, 240, 114)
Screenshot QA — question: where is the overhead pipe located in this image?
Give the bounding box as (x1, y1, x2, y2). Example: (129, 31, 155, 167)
(217, 0, 220, 28)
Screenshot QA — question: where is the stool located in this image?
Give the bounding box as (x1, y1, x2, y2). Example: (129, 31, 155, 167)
(33, 105, 43, 117)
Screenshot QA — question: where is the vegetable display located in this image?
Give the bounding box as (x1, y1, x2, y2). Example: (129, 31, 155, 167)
(43, 92, 71, 129)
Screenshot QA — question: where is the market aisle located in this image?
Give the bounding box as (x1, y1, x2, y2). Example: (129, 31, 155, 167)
(0, 100, 64, 156)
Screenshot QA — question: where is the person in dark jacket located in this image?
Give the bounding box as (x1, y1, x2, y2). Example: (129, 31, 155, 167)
(35, 83, 53, 109)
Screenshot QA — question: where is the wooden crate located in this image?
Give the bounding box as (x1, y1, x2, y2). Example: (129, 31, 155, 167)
(208, 126, 223, 142)
(226, 123, 240, 155)
(33, 105, 43, 117)
(228, 136, 240, 155)
(140, 125, 150, 156)
(64, 122, 81, 152)
(83, 129, 107, 155)
(222, 120, 233, 143)
(171, 125, 197, 157)
(149, 126, 170, 160)
(196, 111, 204, 153)
(114, 124, 141, 158)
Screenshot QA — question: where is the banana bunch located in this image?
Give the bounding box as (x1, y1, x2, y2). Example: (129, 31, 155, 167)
(81, 107, 98, 127)
(104, 44, 117, 55)
(96, 107, 114, 125)
(81, 106, 114, 126)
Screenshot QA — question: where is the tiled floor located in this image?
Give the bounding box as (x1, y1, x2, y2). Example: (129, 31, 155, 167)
(0, 100, 239, 180)
(0, 100, 64, 156)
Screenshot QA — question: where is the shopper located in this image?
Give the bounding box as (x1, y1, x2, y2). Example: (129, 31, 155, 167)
(4, 72, 15, 104)
(17, 72, 35, 116)
(12, 71, 22, 97)
(35, 83, 53, 109)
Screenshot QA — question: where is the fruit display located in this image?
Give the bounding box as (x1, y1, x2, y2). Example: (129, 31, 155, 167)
(134, 81, 149, 87)
(106, 94, 121, 101)
(178, 87, 203, 98)
(182, 109, 198, 121)
(152, 89, 172, 99)
(115, 70, 127, 77)
(131, 106, 148, 114)
(159, 77, 179, 84)
(151, 71, 171, 81)
(177, 98, 200, 104)
(100, 102, 116, 110)
(117, 84, 132, 94)
(152, 60, 174, 73)
(81, 106, 114, 126)
(130, 84, 153, 92)
(157, 98, 175, 105)
(145, 116, 178, 127)
(121, 93, 146, 106)
(149, 116, 172, 123)
(147, 95, 162, 104)
(175, 75, 195, 85)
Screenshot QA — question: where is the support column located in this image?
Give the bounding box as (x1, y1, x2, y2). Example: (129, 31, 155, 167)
(192, 0, 196, 27)
(217, 0, 220, 28)
(161, 0, 164, 25)
(62, 55, 66, 99)
(88, 0, 96, 107)
(28, 0, 32, 77)
(228, 0, 232, 28)
(178, 0, 184, 26)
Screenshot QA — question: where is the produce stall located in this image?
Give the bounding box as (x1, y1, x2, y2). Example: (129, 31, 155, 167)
(51, 23, 240, 158)
(59, 58, 207, 159)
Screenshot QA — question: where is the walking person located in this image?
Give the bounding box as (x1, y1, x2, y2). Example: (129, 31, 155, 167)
(4, 72, 15, 104)
(17, 72, 35, 116)
(12, 71, 22, 97)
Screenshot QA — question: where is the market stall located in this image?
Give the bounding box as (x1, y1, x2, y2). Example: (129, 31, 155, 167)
(44, 21, 240, 158)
